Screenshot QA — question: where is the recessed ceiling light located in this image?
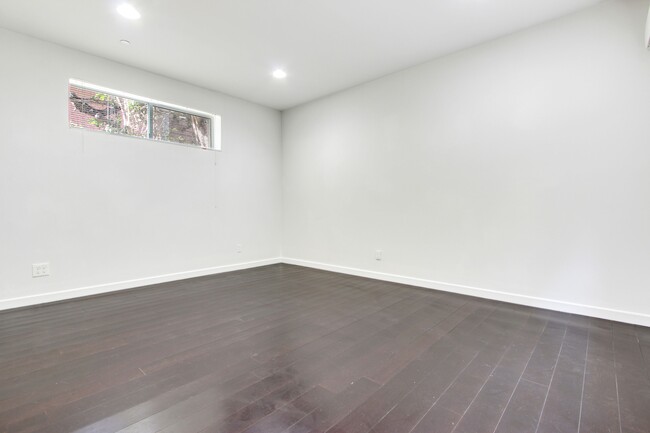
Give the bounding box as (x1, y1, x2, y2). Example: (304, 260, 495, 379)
(272, 69, 288, 79)
(117, 3, 141, 20)
(120, 39, 131, 45)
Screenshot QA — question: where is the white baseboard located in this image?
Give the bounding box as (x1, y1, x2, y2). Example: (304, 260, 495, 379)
(282, 258, 650, 327)
(4, 256, 648, 327)
(0, 258, 282, 311)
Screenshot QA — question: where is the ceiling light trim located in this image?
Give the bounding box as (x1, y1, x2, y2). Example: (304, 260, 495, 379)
(117, 3, 141, 20)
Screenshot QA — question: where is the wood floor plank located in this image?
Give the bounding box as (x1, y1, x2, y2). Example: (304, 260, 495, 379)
(283, 378, 381, 433)
(324, 305, 505, 433)
(369, 306, 535, 433)
(536, 322, 589, 433)
(578, 319, 621, 433)
(447, 312, 545, 433)
(613, 323, 650, 433)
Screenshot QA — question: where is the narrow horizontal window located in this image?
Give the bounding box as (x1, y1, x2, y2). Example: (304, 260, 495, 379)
(68, 79, 220, 150)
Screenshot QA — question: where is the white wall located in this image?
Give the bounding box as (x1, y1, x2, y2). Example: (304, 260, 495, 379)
(0, 28, 283, 308)
(283, 0, 650, 325)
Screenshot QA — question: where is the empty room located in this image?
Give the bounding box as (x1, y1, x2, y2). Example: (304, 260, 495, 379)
(1, 0, 650, 432)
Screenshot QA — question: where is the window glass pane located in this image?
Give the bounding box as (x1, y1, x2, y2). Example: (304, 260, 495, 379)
(68, 81, 215, 150)
(69, 85, 148, 138)
(152, 106, 211, 148)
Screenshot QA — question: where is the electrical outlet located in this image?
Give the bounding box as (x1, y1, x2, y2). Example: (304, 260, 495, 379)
(375, 250, 383, 261)
(32, 262, 50, 278)
(236, 244, 243, 254)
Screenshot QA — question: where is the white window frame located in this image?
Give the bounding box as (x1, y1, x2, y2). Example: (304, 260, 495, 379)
(68, 79, 222, 151)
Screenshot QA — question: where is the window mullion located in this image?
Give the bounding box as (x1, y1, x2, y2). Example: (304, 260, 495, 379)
(147, 103, 153, 139)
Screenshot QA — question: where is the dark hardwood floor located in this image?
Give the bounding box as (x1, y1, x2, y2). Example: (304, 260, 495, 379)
(1, 264, 649, 433)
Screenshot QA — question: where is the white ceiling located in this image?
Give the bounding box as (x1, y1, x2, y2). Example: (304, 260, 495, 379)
(0, 0, 605, 110)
